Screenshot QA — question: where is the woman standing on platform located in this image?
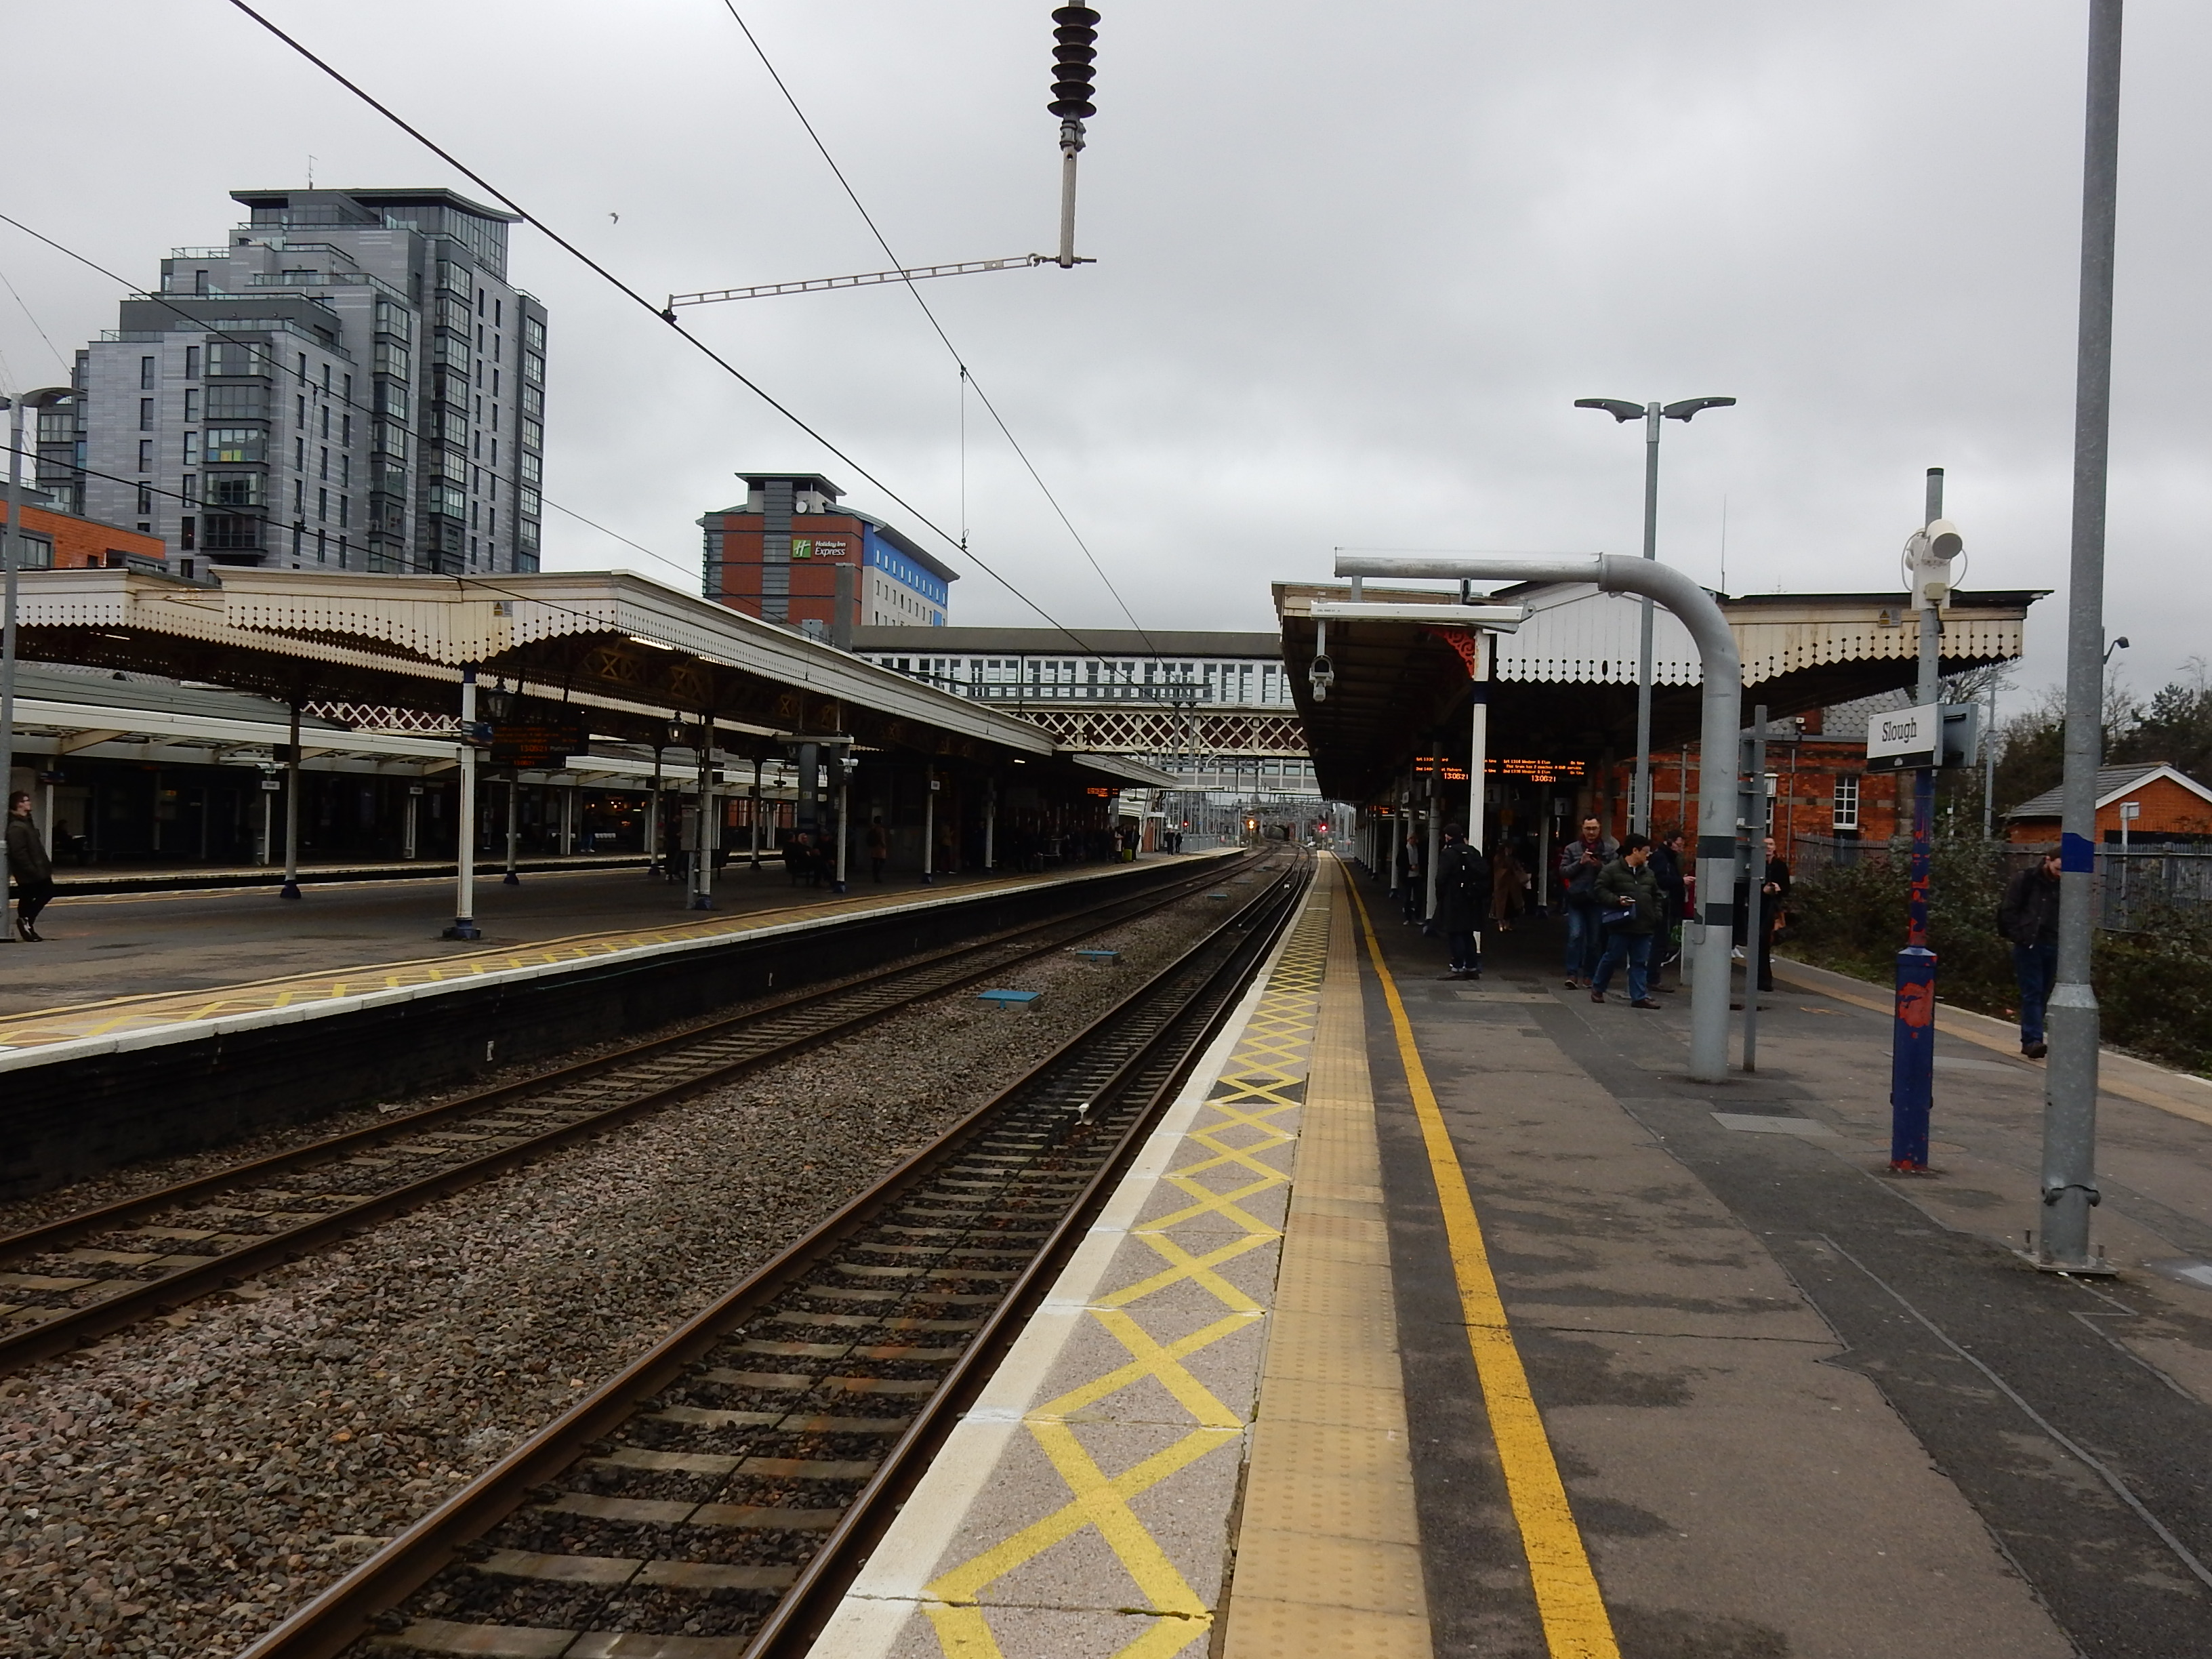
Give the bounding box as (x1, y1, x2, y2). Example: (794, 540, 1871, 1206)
(7, 792, 55, 942)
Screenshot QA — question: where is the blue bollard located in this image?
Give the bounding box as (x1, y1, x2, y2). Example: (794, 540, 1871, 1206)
(1889, 943, 1937, 1168)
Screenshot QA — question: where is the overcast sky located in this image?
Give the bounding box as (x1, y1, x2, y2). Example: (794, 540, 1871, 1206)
(6, 1, 2209, 703)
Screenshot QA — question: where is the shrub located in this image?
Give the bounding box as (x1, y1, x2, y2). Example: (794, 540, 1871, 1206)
(1786, 839, 2212, 1076)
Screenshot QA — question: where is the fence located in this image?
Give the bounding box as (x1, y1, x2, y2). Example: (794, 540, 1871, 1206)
(1786, 832, 2212, 931)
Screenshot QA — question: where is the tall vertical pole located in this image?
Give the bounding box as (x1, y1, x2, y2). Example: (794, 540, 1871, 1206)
(280, 701, 303, 899)
(921, 766, 936, 884)
(833, 765, 850, 893)
(985, 776, 997, 871)
(1467, 634, 1491, 967)
(1983, 683, 1998, 840)
(647, 747, 663, 878)
(403, 786, 419, 861)
(750, 757, 763, 868)
(445, 670, 481, 939)
(1423, 764, 1441, 923)
(504, 775, 520, 884)
(1890, 468, 1944, 1169)
(2042, 0, 2123, 1271)
(0, 398, 20, 942)
(1742, 707, 1769, 1071)
(1633, 402, 1661, 836)
(691, 722, 714, 909)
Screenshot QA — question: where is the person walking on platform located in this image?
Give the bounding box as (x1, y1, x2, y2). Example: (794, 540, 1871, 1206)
(1433, 822, 1490, 981)
(1998, 851, 2062, 1059)
(1399, 827, 1425, 924)
(1558, 815, 1614, 988)
(1589, 834, 1660, 1008)
(1649, 830, 1688, 989)
(865, 819, 888, 884)
(7, 792, 55, 942)
(1733, 834, 1790, 993)
(1489, 841, 1527, 933)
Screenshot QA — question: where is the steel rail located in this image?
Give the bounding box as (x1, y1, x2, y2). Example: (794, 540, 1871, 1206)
(234, 853, 1310, 1659)
(0, 855, 1262, 1376)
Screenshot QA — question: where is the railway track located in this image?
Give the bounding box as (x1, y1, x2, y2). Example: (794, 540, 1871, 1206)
(234, 851, 1311, 1659)
(0, 853, 1265, 1378)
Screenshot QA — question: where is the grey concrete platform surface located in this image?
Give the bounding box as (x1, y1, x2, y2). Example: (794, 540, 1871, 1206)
(1354, 863, 2212, 1658)
(0, 860, 1123, 1022)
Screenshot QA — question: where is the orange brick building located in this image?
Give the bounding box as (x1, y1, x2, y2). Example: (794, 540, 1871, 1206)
(699, 472, 954, 640)
(1, 485, 166, 572)
(2004, 762, 2212, 844)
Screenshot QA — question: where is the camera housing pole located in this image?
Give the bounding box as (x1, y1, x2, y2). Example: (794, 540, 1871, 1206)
(1339, 552, 1742, 1082)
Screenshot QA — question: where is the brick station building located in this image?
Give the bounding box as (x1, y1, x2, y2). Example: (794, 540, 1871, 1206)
(699, 471, 955, 642)
(0, 484, 167, 573)
(2004, 762, 2212, 845)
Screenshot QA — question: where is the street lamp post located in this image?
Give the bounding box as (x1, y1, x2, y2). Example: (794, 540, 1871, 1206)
(1, 388, 72, 944)
(1576, 395, 1736, 835)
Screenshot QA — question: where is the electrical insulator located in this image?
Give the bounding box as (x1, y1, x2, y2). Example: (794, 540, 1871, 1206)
(1049, 5, 1099, 119)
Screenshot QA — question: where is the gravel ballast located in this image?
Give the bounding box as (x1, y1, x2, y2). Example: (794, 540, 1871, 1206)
(0, 871, 1277, 1658)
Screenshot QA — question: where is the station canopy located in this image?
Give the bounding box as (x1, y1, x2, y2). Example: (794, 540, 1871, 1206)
(8, 567, 1172, 789)
(1276, 579, 2043, 804)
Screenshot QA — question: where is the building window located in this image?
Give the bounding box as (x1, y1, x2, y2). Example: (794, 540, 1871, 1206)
(522, 419, 542, 451)
(297, 395, 307, 424)
(181, 517, 196, 550)
(316, 529, 327, 561)
(138, 398, 155, 430)
(207, 472, 265, 507)
(340, 455, 350, 487)
(523, 352, 544, 386)
(342, 375, 353, 404)
(183, 431, 200, 466)
(203, 428, 261, 463)
(182, 474, 198, 504)
(320, 447, 330, 481)
(339, 495, 349, 527)
(137, 440, 152, 472)
(183, 389, 199, 423)
(140, 356, 156, 390)
(184, 345, 200, 378)
(293, 436, 306, 468)
(136, 485, 154, 515)
(1832, 774, 1860, 832)
(203, 384, 266, 419)
(209, 342, 270, 377)
(341, 413, 352, 447)
(320, 407, 330, 440)
(525, 316, 545, 352)
(317, 487, 329, 522)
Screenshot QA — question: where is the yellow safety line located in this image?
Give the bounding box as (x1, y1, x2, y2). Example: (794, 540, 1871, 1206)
(1343, 874, 1620, 1659)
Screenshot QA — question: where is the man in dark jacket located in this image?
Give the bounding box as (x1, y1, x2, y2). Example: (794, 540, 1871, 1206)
(1998, 853, 2062, 1059)
(1589, 834, 1661, 1007)
(1433, 822, 1490, 981)
(1557, 815, 1615, 988)
(6, 792, 54, 942)
(1731, 835, 1791, 994)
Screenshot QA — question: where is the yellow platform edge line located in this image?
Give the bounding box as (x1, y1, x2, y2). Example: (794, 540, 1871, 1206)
(1343, 866, 1621, 1659)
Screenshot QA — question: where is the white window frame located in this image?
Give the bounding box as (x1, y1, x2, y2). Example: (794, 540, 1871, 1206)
(1832, 773, 1861, 832)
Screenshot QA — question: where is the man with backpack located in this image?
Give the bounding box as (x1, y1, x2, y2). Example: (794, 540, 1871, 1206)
(1433, 821, 1490, 981)
(1557, 814, 1616, 989)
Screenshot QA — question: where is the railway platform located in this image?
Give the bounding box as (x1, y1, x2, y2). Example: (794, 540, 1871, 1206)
(0, 857, 1210, 1051)
(820, 853, 2212, 1658)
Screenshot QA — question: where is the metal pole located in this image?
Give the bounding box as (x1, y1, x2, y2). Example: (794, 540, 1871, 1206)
(504, 775, 520, 884)
(1633, 401, 1661, 835)
(1742, 706, 1768, 1071)
(1891, 468, 1944, 1169)
(2043, 0, 2123, 1271)
(1983, 682, 1998, 840)
(1467, 634, 1491, 970)
(690, 723, 714, 909)
(280, 701, 303, 899)
(1424, 766, 1441, 924)
(445, 670, 481, 939)
(1057, 120, 1086, 268)
(647, 747, 663, 878)
(0, 398, 19, 942)
(833, 769, 850, 893)
(984, 776, 997, 870)
(1340, 551, 1743, 1082)
(750, 756, 763, 868)
(403, 787, 419, 861)
(921, 766, 935, 884)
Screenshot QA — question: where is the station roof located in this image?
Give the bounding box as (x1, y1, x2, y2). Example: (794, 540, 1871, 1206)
(8, 567, 1085, 773)
(1276, 579, 2044, 804)
(851, 627, 1284, 660)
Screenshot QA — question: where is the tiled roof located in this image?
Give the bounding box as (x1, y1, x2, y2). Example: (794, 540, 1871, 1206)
(2004, 762, 2203, 820)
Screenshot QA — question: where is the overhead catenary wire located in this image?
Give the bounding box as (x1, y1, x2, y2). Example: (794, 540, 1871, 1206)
(221, 0, 1140, 672)
(714, 1, 1167, 678)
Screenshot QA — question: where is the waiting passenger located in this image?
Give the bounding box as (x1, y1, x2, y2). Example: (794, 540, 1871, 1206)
(1557, 815, 1616, 988)
(1433, 822, 1490, 981)
(1490, 841, 1528, 933)
(6, 792, 54, 943)
(1588, 833, 1661, 1008)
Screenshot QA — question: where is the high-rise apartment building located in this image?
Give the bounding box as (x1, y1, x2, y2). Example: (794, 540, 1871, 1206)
(64, 188, 547, 574)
